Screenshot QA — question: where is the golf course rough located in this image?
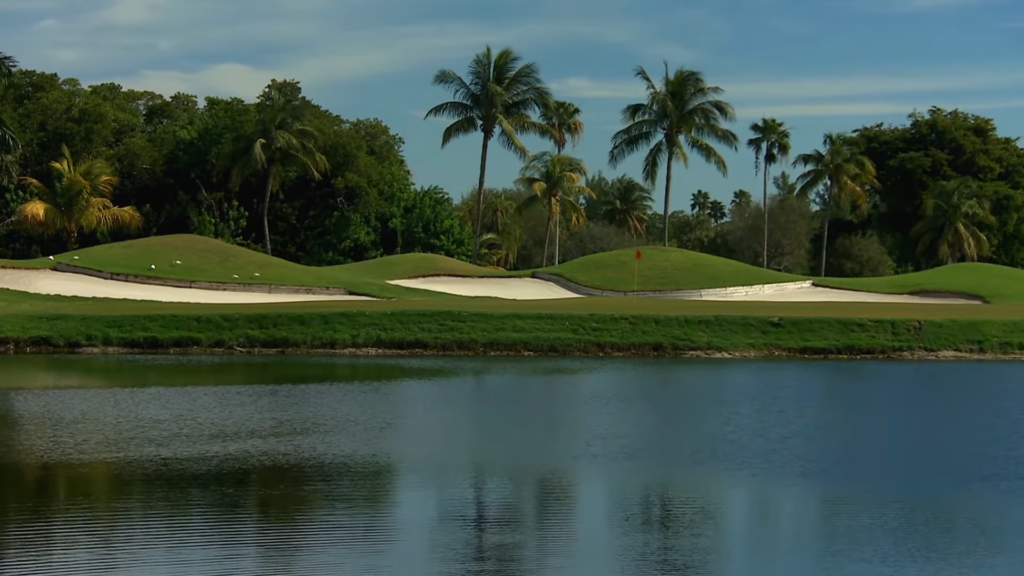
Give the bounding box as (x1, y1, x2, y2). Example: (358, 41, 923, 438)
(3, 234, 1024, 357)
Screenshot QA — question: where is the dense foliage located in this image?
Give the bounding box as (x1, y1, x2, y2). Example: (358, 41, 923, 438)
(3, 47, 1024, 277)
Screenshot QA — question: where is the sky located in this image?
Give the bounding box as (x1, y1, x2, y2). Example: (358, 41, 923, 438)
(2, 0, 1024, 210)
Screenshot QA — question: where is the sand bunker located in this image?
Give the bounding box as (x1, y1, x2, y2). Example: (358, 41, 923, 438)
(0, 269, 374, 304)
(389, 276, 980, 304)
(389, 277, 582, 300)
(701, 285, 981, 304)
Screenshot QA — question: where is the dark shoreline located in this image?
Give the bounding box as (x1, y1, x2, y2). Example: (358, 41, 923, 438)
(5, 345, 1024, 360)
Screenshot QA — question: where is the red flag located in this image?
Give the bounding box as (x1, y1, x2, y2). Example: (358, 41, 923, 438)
(635, 250, 642, 260)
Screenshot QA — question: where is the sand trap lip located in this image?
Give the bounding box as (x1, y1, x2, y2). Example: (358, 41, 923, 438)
(700, 286, 981, 304)
(389, 275, 981, 304)
(389, 277, 582, 300)
(0, 269, 374, 304)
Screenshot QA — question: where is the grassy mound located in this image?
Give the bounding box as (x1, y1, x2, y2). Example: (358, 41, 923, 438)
(0, 235, 507, 298)
(542, 246, 801, 292)
(817, 263, 1024, 304)
(3, 235, 1020, 304)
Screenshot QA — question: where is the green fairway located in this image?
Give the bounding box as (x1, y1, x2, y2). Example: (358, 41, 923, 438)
(4, 234, 1024, 306)
(0, 234, 516, 299)
(544, 246, 800, 291)
(817, 263, 1024, 304)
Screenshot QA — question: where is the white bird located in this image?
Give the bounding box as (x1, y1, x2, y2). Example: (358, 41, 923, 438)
(232, 274, 239, 279)
(253, 273, 261, 277)
(150, 264, 156, 270)
(174, 260, 181, 265)
(72, 256, 80, 260)
(48, 256, 54, 261)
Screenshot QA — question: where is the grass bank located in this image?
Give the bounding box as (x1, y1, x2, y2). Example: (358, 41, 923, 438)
(0, 234, 516, 299)
(5, 235, 1024, 303)
(4, 306, 1024, 357)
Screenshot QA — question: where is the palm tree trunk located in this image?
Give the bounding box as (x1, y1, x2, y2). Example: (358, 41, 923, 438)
(819, 212, 829, 277)
(66, 228, 77, 251)
(554, 200, 560, 266)
(542, 198, 553, 268)
(762, 159, 769, 269)
(471, 134, 491, 265)
(663, 158, 673, 247)
(262, 163, 276, 256)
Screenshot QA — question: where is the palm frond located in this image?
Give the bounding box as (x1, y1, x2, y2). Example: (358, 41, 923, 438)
(641, 139, 667, 188)
(424, 100, 476, 121)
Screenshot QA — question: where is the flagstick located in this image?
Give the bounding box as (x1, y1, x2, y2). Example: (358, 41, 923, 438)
(634, 258, 638, 303)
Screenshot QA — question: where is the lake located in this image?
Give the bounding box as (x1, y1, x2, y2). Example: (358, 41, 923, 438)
(1, 356, 1023, 575)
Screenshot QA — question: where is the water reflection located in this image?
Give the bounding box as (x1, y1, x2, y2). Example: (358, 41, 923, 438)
(2, 357, 1024, 575)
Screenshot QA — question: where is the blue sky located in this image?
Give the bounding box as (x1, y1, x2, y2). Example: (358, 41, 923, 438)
(2, 0, 1024, 210)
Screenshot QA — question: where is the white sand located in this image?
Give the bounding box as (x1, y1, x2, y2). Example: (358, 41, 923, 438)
(0, 269, 374, 304)
(389, 277, 583, 300)
(701, 285, 981, 304)
(389, 275, 980, 304)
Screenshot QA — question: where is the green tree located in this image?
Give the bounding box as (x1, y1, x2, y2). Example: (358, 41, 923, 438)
(726, 192, 816, 273)
(14, 144, 142, 249)
(829, 232, 894, 277)
(793, 132, 879, 276)
(690, 189, 711, 214)
(424, 46, 551, 263)
(608, 63, 738, 247)
(539, 99, 584, 154)
(228, 80, 329, 256)
(708, 199, 727, 224)
(730, 189, 753, 218)
(516, 152, 593, 266)
(854, 107, 1024, 268)
(747, 117, 792, 268)
(0, 52, 20, 185)
(912, 178, 995, 265)
(599, 175, 653, 238)
(539, 99, 585, 260)
(396, 185, 473, 260)
(772, 170, 798, 196)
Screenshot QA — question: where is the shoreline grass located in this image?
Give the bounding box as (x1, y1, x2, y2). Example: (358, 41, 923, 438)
(3, 309, 1024, 357)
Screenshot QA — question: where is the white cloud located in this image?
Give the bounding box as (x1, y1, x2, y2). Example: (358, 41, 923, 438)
(841, 0, 993, 11)
(4, 0, 662, 100)
(737, 99, 1024, 117)
(96, 0, 170, 24)
(551, 69, 1024, 102)
(113, 63, 285, 99)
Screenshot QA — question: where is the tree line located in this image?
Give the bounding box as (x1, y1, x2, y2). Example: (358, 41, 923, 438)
(3, 47, 1024, 276)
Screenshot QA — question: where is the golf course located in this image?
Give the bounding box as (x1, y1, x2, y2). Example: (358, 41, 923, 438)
(4, 47, 1024, 357)
(2, 234, 1023, 357)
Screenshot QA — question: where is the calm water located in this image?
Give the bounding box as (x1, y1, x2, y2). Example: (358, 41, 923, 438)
(2, 356, 1024, 575)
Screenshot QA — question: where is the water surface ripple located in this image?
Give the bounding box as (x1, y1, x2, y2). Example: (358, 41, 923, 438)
(1, 356, 1023, 575)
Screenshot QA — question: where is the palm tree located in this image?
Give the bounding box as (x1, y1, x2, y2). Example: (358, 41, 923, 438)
(539, 99, 585, 260)
(0, 52, 20, 186)
(14, 144, 142, 249)
(425, 46, 551, 263)
(730, 189, 753, 217)
(747, 117, 792, 268)
(773, 170, 799, 196)
(912, 178, 995, 265)
(609, 63, 739, 247)
(793, 132, 879, 276)
(539, 100, 584, 154)
(516, 152, 593, 266)
(690, 189, 712, 214)
(600, 175, 653, 238)
(708, 199, 728, 224)
(228, 83, 328, 256)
